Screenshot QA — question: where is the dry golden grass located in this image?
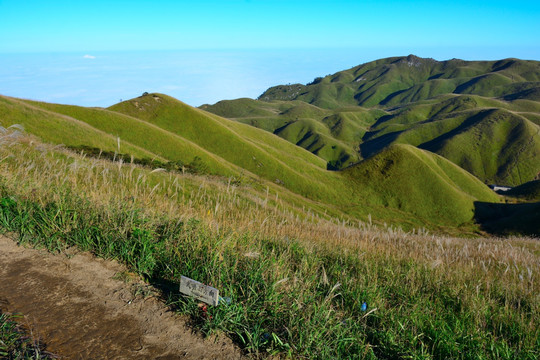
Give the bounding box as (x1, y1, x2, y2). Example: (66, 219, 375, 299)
(2, 131, 537, 281)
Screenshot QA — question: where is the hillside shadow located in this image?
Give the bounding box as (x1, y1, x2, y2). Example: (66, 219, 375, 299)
(419, 110, 493, 152)
(428, 73, 444, 80)
(379, 88, 410, 105)
(491, 59, 516, 72)
(503, 87, 540, 101)
(363, 114, 396, 136)
(454, 74, 488, 94)
(359, 130, 404, 158)
(474, 201, 540, 236)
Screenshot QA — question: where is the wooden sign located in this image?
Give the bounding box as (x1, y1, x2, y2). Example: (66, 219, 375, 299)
(180, 276, 219, 306)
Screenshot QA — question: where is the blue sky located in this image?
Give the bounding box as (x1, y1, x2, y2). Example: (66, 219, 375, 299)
(0, 0, 539, 106)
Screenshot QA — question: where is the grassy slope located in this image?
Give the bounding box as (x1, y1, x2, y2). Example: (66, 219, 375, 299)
(13, 96, 354, 223)
(202, 56, 540, 184)
(15, 94, 348, 216)
(0, 132, 537, 359)
(108, 94, 501, 229)
(107, 94, 342, 201)
(0, 95, 158, 160)
(259, 56, 540, 108)
(421, 110, 540, 186)
(344, 144, 499, 226)
(0, 93, 501, 231)
(205, 96, 540, 186)
(20, 98, 244, 177)
(361, 98, 540, 186)
(202, 98, 385, 167)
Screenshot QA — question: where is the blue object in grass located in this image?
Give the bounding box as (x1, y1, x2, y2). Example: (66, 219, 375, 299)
(219, 296, 232, 305)
(361, 302, 367, 311)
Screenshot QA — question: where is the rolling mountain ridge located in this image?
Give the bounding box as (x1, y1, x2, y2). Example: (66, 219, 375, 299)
(202, 55, 540, 186)
(1, 55, 538, 235)
(0, 91, 504, 234)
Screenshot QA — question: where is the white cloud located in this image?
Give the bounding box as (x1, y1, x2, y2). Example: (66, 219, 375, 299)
(83, 54, 96, 59)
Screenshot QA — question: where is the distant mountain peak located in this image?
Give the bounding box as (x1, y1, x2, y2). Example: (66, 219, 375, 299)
(393, 54, 438, 67)
(258, 56, 539, 108)
(207, 55, 540, 188)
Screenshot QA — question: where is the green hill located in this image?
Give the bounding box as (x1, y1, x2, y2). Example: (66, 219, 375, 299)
(258, 55, 540, 108)
(0, 95, 158, 160)
(344, 144, 499, 226)
(360, 99, 540, 186)
(107, 94, 341, 200)
(202, 56, 540, 186)
(0, 92, 503, 233)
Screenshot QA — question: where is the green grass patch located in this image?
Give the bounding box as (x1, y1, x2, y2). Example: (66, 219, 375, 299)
(345, 144, 499, 226)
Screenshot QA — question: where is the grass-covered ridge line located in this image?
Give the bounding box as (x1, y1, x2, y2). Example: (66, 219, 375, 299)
(0, 134, 538, 359)
(16, 96, 240, 177)
(258, 56, 540, 108)
(362, 100, 540, 186)
(0, 95, 506, 233)
(0, 95, 160, 160)
(202, 56, 540, 186)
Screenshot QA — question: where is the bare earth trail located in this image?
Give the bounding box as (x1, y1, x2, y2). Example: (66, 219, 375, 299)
(0, 235, 243, 359)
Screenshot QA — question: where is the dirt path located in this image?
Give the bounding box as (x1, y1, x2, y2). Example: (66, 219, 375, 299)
(0, 235, 243, 359)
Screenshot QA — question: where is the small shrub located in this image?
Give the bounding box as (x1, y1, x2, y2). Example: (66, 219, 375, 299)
(188, 156, 209, 175)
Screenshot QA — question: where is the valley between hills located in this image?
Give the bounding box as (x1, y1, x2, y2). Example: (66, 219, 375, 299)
(0, 55, 538, 359)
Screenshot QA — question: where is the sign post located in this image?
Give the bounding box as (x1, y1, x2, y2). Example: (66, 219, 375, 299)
(179, 276, 219, 306)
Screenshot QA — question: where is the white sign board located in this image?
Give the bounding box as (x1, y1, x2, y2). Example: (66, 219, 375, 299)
(180, 276, 219, 306)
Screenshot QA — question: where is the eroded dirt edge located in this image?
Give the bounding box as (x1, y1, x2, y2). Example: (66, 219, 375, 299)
(0, 235, 242, 360)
